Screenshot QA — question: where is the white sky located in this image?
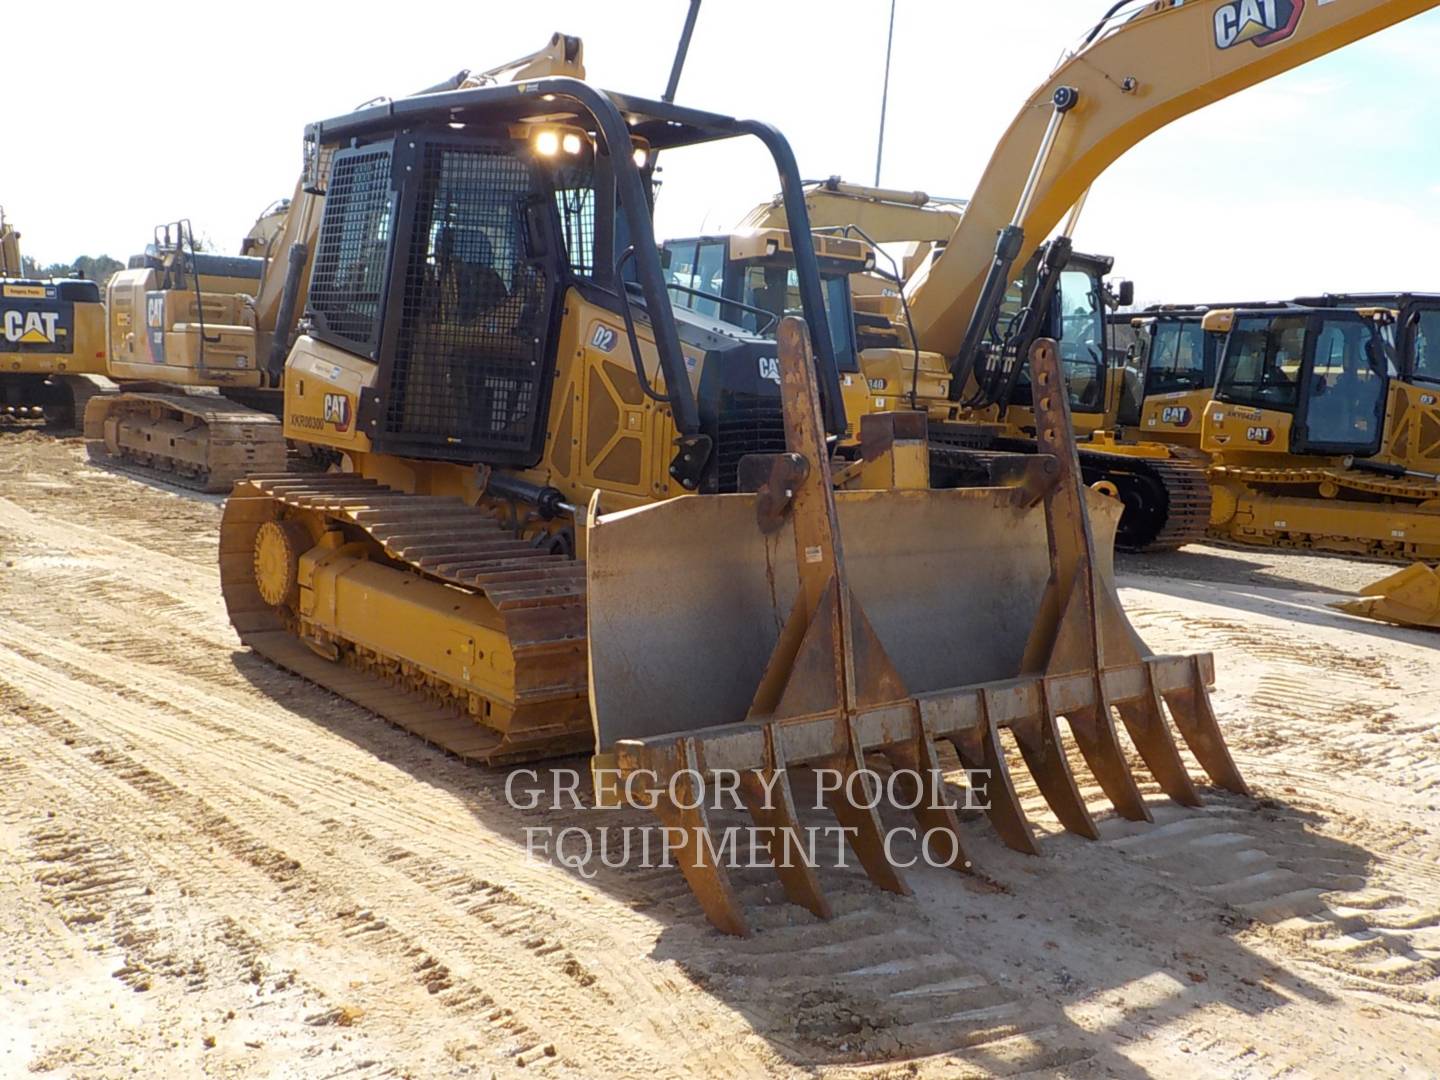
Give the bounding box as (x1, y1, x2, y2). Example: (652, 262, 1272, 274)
(8, 1, 1440, 305)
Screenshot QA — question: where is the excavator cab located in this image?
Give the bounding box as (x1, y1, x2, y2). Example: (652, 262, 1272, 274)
(1203, 307, 1391, 459)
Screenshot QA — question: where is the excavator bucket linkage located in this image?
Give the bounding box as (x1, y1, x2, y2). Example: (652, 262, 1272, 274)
(587, 320, 1247, 936)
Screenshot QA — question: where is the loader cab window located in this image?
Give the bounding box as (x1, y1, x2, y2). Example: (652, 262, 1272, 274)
(1303, 318, 1386, 452)
(1055, 268, 1106, 412)
(1145, 320, 1214, 395)
(1216, 315, 1305, 411)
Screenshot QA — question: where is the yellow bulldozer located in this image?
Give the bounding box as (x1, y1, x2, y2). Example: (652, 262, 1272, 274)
(0, 207, 109, 426)
(1201, 299, 1440, 561)
(220, 0, 1438, 934)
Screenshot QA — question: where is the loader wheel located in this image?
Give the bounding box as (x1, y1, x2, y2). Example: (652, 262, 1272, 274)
(253, 519, 312, 608)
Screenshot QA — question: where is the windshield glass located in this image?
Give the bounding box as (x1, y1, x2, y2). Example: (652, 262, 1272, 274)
(1145, 319, 1214, 395)
(1412, 309, 1440, 384)
(663, 244, 859, 373)
(1217, 314, 1305, 410)
(1056, 268, 1105, 411)
(737, 265, 858, 373)
(1306, 318, 1386, 449)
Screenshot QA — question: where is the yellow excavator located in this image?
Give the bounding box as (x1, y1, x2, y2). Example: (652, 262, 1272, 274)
(871, 0, 1440, 552)
(0, 207, 109, 427)
(221, 1, 1439, 934)
(82, 47, 579, 491)
(740, 180, 1200, 551)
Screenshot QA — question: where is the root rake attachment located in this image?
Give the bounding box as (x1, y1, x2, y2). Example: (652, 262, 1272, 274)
(586, 320, 1247, 936)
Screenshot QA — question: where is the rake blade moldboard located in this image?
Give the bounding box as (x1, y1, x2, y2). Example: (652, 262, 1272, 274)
(587, 488, 1244, 936)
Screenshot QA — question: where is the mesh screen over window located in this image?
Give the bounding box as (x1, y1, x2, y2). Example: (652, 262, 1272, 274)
(308, 149, 393, 351)
(382, 142, 550, 459)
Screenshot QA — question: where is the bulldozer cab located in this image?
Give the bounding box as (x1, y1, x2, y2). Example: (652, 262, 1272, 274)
(1210, 307, 1391, 456)
(299, 79, 848, 487)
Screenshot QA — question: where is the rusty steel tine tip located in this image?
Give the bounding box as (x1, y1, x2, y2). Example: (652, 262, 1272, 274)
(1066, 702, 1152, 824)
(652, 738, 751, 937)
(1116, 666, 1201, 808)
(738, 728, 833, 920)
(1163, 659, 1250, 797)
(948, 690, 1040, 856)
(1011, 686, 1100, 841)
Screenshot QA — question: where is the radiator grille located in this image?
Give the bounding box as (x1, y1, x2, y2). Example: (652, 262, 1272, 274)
(716, 395, 787, 494)
(382, 142, 548, 459)
(308, 149, 393, 351)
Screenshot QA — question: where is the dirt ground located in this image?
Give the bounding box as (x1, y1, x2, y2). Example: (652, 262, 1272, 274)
(0, 429, 1437, 1079)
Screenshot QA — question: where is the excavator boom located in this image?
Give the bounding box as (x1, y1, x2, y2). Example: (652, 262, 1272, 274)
(905, 0, 1439, 357)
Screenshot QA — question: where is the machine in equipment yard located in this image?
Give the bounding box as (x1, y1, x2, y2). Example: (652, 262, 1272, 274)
(1201, 297, 1440, 562)
(0, 207, 109, 427)
(219, 0, 1439, 933)
(83, 207, 311, 491)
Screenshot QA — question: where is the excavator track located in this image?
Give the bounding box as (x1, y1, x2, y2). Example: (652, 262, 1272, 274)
(927, 437, 1212, 552)
(0, 374, 111, 431)
(1079, 450, 1212, 552)
(219, 473, 589, 765)
(84, 391, 286, 493)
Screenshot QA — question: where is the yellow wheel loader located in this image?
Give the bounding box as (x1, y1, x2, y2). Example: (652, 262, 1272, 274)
(1201, 298, 1440, 561)
(0, 208, 109, 427)
(218, 55, 1246, 935)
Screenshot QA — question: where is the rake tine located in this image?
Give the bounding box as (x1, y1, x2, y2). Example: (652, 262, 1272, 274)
(885, 732, 971, 873)
(1161, 657, 1250, 796)
(1064, 688, 1152, 823)
(948, 690, 1039, 856)
(737, 726, 833, 920)
(1115, 666, 1201, 808)
(652, 738, 751, 937)
(824, 737, 911, 895)
(1010, 682, 1100, 840)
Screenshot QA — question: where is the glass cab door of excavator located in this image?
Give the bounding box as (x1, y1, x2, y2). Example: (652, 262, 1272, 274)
(1214, 310, 1389, 456)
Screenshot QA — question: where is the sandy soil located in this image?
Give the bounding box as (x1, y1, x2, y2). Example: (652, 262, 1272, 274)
(0, 430, 1436, 1078)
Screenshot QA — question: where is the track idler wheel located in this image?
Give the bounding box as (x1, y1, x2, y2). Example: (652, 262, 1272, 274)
(253, 519, 312, 608)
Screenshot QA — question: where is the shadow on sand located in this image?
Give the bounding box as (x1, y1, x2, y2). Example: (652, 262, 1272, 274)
(230, 645, 1380, 1078)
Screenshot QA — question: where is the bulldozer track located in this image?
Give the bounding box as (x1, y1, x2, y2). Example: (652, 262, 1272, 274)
(84, 391, 286, 493)
(219, 473, 589, 765)
(1211, 462, 1440, 504)
(1080, 450, 1213, 552)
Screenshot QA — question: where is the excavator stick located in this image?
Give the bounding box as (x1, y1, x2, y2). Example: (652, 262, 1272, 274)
(1335, 563, 1440, 630)
(586, 320, 1246, 935)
